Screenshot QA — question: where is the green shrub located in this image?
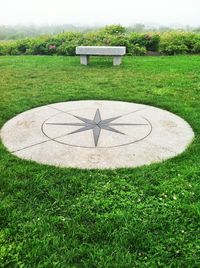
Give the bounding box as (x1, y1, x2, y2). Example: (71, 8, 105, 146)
(0, 39, 34, 55)
(31, 41, 48, 55)
(128, 44, 147, 55)
(0, 42, 9, 55)
(129, 33, 160, 51)
(146, 34, 160, 51)
(160, 43, 188, 55)
(181, 33, 199, 52)
(108, 35, 129, 47)
(57, 43, 77, 56)
(25, 47, 34, 55)
(192, 41, 200, 53)
(82, 32, 128, 49)
(82, 32, 105, 46)
(100, 25, 126, 35)
(15, 39, 32, 54)
(7, 43, 21, 55)
(57, 32, 83, 43)
(159, 32, 200, 55)
(129, 33, 146, 47)
(1, 26, 200, 56)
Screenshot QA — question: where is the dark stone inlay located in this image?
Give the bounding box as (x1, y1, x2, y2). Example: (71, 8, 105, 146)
(45, 109, 150, 147)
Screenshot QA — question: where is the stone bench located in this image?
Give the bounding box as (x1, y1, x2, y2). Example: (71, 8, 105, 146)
(76, 46, 126, 66)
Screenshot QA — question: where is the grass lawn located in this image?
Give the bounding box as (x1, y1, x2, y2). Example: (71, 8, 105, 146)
(0, 55, 200, 267)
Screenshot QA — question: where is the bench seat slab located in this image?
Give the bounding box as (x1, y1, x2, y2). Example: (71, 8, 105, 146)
(76, 46, 126, 56)
(76, 46, 126, 65)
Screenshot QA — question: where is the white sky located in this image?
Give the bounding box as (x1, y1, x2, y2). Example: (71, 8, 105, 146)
(1, 0, 200, 26)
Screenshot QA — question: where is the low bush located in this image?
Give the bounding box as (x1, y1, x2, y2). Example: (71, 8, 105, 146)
(192, 41, 200, 53)
(129, 33, 160, 52)
(159, 32, 200, 55)
(0, 42, 9, 55)
(128, 44, 147, 55)
(99, 25, 126, 35)
(160, 43, 188, 55)
(1, 26, 200, 56)
(57, 43, 77, 56)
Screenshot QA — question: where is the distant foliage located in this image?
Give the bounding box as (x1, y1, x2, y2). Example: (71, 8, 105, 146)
(1, 26, 200, 56)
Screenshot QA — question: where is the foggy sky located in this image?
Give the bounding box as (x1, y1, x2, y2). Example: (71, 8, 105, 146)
(1, 0, 200, 26)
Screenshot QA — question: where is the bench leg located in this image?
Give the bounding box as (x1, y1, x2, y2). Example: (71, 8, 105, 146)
(113, 56, 122, 66)
(80, 55, 89, 65)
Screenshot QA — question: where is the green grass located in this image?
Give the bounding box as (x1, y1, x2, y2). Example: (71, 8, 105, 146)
(0, 55, 200, 268)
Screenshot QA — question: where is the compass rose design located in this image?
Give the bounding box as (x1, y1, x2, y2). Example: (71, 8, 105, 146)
(45, 109, 149, 147)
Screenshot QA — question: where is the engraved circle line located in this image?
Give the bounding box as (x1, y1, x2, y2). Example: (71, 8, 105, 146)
(41, 108, 153, 148)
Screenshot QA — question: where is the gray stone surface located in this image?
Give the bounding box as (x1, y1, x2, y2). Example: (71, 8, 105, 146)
(80, 55, 89, 65)
(76, 46, 126, 56)
(113, 56, 122, 66)
(76, 46, 126, 65)
(0, 100, 194, 169)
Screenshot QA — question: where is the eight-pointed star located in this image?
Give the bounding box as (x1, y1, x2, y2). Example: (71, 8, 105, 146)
(46, 109, 148, 147)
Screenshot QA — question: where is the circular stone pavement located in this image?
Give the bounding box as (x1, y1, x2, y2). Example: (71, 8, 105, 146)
(0, 100, 194, 169)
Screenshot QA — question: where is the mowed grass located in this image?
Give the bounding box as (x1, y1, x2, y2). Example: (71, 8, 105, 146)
(0, 55, 200, 268)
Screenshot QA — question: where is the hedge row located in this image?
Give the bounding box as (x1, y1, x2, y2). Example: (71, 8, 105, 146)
(1, 26, 200, 56)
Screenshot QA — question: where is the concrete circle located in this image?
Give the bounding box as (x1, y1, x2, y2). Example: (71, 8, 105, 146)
(0, 100, 194, 169)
